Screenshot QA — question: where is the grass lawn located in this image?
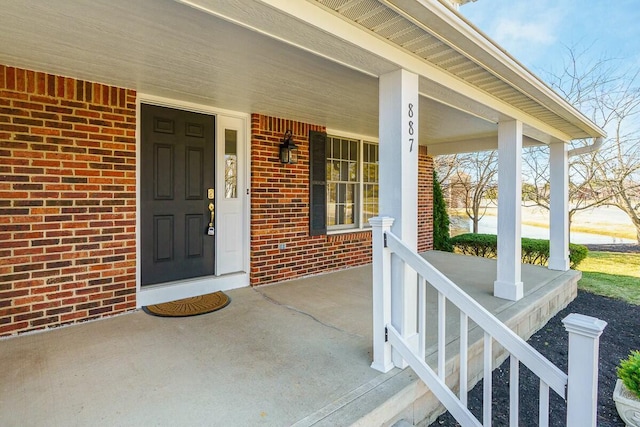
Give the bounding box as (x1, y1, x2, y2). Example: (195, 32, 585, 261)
(578, 251, 640, 305)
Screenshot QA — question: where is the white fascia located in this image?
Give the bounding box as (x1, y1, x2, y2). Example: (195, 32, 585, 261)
(387, 0, 606, 140)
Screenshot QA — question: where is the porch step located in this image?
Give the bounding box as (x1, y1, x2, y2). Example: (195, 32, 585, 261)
(391, 420, 414, 427)
(301, 268, 579, 427)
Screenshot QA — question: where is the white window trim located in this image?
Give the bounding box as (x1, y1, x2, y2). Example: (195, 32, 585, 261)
(325, 130, 378, 234)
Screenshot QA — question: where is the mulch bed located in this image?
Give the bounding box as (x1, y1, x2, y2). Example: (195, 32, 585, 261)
(584, 243, 639, 253)
(430, 291, 640, 426)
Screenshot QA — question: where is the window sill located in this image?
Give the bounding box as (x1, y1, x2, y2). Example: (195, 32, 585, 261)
(327, 228, 372, 242)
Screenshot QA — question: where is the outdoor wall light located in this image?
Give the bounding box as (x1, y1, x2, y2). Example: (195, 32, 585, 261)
(279, 130, 298, 164)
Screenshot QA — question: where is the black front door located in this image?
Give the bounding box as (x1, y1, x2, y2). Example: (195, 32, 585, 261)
(141, 104, 215, 286)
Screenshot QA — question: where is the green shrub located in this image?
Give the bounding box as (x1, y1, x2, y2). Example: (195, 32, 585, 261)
(449, 233, 588, 268)
(568, 243, 588, 269)
(433, 171, 453, 252)
(617, 350, 640, 399)
(449, 234, 497, 258)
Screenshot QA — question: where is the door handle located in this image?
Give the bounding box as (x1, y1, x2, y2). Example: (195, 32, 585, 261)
(208, 202, 214, 226)
(207, 202, 215, 236)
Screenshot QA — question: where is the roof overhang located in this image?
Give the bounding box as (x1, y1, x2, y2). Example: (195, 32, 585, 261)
(303, 0, 606, 142)
(0, 0, 605, 154)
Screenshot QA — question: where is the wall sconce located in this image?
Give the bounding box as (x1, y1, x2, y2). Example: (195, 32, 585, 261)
(279, 130, 298, 164)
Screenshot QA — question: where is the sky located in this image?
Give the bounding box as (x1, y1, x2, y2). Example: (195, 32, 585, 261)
(459, 0, 640, 81)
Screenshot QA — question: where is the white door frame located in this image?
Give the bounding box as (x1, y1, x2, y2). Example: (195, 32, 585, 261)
(135, 94, 251, 307)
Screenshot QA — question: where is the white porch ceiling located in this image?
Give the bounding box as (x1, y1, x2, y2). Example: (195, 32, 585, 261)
(0, 0, 603, 153)
(0, 0, 376, 135)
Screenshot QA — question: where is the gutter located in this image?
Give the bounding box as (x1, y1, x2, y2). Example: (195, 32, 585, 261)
(568, 137, 604, 157)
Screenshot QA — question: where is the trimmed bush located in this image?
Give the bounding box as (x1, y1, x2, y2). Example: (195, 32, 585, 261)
(568, 244, 588, 269)
(450, 234, 497, 258)
(450, 233, 588, 268)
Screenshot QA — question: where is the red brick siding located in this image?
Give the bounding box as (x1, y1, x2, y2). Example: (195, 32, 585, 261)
(418, 146, 434, 253)
(250, 114, 373, 285)
(250, 115, 435, 286)
(0, 65, 137, 336)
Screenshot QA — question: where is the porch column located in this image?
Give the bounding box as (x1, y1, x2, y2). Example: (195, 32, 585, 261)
(494, 120, 524, 301)
(549, 142, 570, 270)
(379, 69, 419, 367)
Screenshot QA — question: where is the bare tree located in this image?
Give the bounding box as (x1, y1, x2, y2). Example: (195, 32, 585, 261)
(525, 46, 640, 242)
(434, 154, 457, 188)
(523, 141, 603, 229)
(593, 101, 640, 241)
(436, 151, 498, 233)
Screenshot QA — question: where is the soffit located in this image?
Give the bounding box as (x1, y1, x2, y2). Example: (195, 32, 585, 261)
(0, 0, 495, 144)
(312, 0, 603, 140)
(0, 0, 601, 151)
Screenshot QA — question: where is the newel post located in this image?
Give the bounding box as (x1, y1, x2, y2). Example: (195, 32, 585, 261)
(370, 216, 394, 373)
(563, 313, 607, 427)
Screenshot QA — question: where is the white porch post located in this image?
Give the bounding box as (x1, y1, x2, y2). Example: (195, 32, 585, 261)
(379, 69, 419, 367)
(563, 314, 607, 427)
(494, 119, 524, 301)
(549, 142, 570, 270)
(370, 216, 394, 373)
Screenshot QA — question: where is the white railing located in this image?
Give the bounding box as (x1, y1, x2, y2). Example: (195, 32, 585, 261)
(369, 217, 607, 427)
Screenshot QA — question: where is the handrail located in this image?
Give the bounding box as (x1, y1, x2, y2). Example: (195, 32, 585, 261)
(386, 324, 482, 427)
(385, 231, 569, 398)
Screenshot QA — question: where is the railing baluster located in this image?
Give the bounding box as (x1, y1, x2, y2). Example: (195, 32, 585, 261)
(483, 332, 492, 427)
(418, 275, 426, 360)
(385, 231, 569, 398)
(539, 380, 549, 427)
(438, 291, 446, 380)
(380, 230, 606, 427)
(459, 311, 468, 406)
(509, 355, 519, 427)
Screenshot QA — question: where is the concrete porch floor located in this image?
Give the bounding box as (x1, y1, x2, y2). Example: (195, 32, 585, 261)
(0, 252, 580, 427)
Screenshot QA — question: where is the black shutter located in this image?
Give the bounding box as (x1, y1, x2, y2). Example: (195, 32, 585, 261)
(309, 130, 327, 236)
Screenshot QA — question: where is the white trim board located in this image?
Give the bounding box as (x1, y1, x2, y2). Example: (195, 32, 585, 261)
(135, 94, 251, 308)
(138, 272, 249, 307)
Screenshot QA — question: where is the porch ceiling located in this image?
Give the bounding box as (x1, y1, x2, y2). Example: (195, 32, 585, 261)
(0, 0, 373, 135)
(0, 0, 603, 153)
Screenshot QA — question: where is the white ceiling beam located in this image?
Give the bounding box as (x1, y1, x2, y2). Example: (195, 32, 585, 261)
(426, 135, 544, 156)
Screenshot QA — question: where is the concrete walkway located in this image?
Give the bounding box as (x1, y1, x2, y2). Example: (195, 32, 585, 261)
(0, 252, 580, 426)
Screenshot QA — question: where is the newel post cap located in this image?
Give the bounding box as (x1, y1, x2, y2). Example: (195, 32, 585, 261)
(562, 313, 607, 338)
(369, 216, 395, 227)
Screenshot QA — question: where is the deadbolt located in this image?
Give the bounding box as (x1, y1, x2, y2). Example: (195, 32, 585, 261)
(207, 188, 214, 200)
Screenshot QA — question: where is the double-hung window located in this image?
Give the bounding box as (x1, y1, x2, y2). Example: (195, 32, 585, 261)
(309, 130, 379, 236)
(325, 135, 379, 231)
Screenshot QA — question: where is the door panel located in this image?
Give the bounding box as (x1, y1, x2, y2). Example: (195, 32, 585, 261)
(141, 104, 215, 286)
(154, 215, 173, 262)
(154, 144, 174, 199)
(185, 147, 203, 199)
(185, 214, 204, 258)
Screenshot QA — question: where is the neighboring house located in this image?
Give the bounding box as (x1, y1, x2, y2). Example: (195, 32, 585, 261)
(0, 0, 605, 337)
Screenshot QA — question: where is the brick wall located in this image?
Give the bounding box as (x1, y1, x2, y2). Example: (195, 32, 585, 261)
(250, 114, 434, 286)
(0, 70, 434, 333)
(418, 146, 434, 253)
(250, 114, 374, 285)
(0, 65, 137, 336)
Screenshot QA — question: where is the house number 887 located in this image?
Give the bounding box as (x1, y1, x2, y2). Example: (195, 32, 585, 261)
(408, 102, 414, 152)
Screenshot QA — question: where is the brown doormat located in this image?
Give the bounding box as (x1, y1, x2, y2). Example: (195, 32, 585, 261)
(143, 291, 230, 317)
